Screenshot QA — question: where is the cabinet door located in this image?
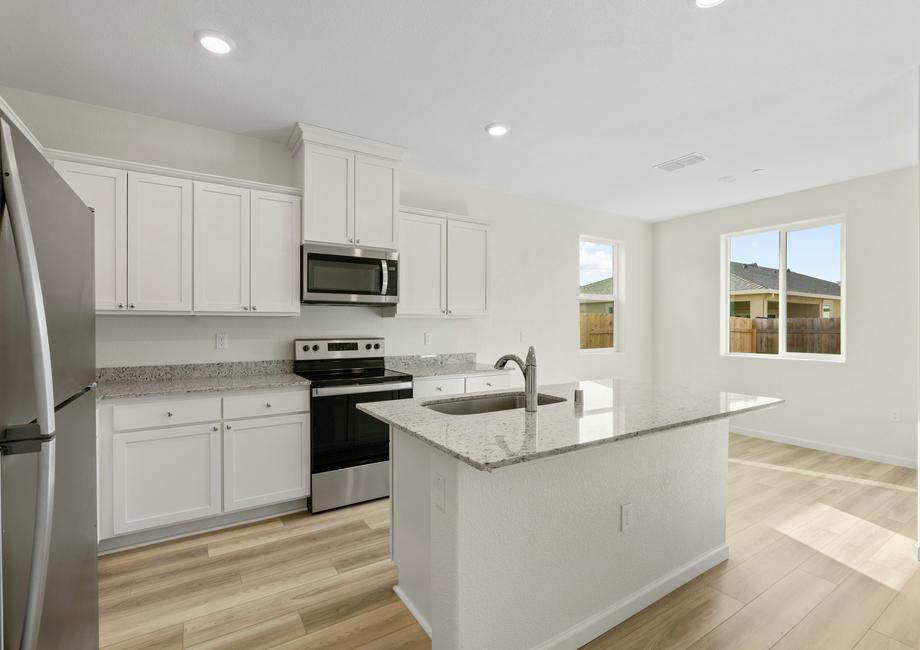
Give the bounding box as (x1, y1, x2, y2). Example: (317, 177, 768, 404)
(447, 220, 489, 316)
(354, 154, 398, 249)
(127, 172, 193, 312)
(223, 414, 310, 512)
(250, 191, 301, 314)
(303, 144, 353, 245)
(112, 422, 221, 534)
(193, 182, 251, 312)
(412, 377, 466, 398)
(397, 212, 447, 316)
(54, 161, 128, 311)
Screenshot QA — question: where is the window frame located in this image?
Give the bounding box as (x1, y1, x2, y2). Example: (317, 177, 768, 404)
(720, 215, 846, 362)
(578, 235, 619, 354)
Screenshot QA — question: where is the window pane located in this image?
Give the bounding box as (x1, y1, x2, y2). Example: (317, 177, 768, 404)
(580, 301, 614, 349)
(580, 239, 615, 350)
(786, 224, 842, 355)
(728, 231, 779, 354)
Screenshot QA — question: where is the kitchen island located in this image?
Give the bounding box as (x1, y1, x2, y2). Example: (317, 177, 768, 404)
(358, 379, 783, 650)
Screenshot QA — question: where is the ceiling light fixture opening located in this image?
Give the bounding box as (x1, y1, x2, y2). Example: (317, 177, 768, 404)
(485, 123, 510, 137)
(196, 30, 235, 55)
(696, 0, 726, 7)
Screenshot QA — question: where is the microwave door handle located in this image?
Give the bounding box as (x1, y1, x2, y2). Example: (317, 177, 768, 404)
(380, 260, 388, 296)
(1, 118, 57, 650)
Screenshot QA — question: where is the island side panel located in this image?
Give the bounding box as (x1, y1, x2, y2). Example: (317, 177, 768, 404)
(391, 427, 434, 634)
(439, 419, 729, 650)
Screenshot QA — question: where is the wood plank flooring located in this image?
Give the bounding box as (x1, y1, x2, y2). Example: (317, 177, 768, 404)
(100, 434, 919, 649)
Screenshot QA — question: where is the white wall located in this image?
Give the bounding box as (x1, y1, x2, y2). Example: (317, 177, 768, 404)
(1, 86, 653, 385)
(653, 168, 920, 467)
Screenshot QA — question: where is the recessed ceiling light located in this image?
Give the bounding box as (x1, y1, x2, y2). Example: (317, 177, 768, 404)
(718, 175, 737, 183)
(751, 168, 767, 174)
(196, 30, 235, 55)
(696, 0, 726, 7)
(485, 123, 510, 137)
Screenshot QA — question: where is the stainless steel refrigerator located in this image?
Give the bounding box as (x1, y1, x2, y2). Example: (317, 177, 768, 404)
(0, 104, 98, 648)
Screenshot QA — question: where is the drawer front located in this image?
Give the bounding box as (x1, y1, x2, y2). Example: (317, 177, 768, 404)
(223, 389, 310, 420)
(465, 373, 511, 393)
(413, 377, 466, 399)
(113, 397, 221, 431)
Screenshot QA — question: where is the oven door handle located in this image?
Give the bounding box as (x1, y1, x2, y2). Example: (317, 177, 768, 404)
(312, 381, 413, 397)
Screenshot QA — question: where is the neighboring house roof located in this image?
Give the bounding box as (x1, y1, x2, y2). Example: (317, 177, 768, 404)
(730, 262, 840, 297)
(580, 277, 614, 295)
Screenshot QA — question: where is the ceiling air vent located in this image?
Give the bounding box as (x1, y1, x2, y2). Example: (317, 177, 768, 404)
(654, 152, 708, 172)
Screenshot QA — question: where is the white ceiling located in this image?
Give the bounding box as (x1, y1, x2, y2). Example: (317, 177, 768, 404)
(1, 0, 918, 221)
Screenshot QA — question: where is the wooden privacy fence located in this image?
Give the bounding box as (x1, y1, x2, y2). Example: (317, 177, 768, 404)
(729, 317, 840, 354)
(580, 313, 613, 349)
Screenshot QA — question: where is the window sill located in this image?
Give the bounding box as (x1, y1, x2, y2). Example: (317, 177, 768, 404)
(580, 348, 618, 356)
(721, 352, 845, 364)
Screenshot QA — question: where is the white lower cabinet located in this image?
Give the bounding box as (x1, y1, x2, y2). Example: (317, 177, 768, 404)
(223, 413, 310, 512)
(101, 387, 311, 542)
(112, 422, 222, 535)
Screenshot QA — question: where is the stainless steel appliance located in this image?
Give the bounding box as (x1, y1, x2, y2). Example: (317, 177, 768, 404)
(0, 106, 98, 649)
(294, 338, 412, 512)
(301, 244, 398, 305)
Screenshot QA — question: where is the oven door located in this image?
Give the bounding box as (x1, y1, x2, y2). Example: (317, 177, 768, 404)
(310, 382, 413, 474)
(301, 244, 398, 304)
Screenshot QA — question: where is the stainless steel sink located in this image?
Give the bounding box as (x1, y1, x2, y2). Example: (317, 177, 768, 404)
(424, 392, 566, 415)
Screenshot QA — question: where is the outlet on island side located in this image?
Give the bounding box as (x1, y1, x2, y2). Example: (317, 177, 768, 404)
(215, 333, 229, 350)
(424, 332, 433, 345)
(889, 408, 901, 423)
(620, 503, 634, 532)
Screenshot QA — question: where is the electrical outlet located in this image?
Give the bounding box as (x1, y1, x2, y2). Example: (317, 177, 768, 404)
(424, 332, 433, 345)
(433, 473, 446, 512)
(215, 333, 229, 350)
(890, 408, 901, 423)
(620, 503, 634, 531)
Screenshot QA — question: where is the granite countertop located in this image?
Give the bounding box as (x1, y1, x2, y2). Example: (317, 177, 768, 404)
(385, 353, 512, 379)
(358, 379, 783, 471)
(96, 361, 309, 399)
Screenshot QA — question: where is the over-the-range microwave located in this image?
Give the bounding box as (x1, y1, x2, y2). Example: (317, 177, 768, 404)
(301, 244, 398, 305)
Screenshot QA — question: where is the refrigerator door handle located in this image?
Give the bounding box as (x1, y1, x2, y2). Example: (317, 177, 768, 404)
(1, 117, 58, 650)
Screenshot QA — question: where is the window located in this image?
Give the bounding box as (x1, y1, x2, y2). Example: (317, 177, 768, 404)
(579, 237, 616, 350)
(723, 217, 844, 359)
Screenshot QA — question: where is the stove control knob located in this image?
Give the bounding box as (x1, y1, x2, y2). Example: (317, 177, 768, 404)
(373, 343, 381, 350)
(312, 345, 320, 352)
(302, 345, 309, 351)
(365, 343, 372, 350)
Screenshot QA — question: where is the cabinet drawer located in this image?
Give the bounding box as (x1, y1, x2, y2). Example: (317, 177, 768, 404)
(223, 389, 309, 420)
(465, 374, 510, 393)
(413, 377, 466, 399)
(113, 397, 221, 431)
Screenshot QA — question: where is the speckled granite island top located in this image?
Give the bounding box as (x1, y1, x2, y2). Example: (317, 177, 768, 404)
(96, 361, 309, 399)
(358, 379, 783, 471)
(385, 353, 512, 379)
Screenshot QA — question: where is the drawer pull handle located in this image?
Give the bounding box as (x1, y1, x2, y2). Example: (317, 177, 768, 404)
(166, 411, 173, 417)
(486, 382, 493, 387)
(212, 426, 219, 431)
(436, 387, 443, 392)
(226, 424, 232, 430)
(266, 402, 272, 408)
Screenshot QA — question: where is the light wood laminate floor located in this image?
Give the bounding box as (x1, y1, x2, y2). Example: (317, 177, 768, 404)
(99, 434, 919, 649)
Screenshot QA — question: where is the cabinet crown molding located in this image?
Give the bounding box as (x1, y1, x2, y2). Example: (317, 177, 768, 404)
(400, 205, 488, 225)
(288, 122, 405, 162)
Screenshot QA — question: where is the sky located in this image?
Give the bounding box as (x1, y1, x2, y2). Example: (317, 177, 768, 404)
(580, 240, 614, 285)
(730, 223, 841, 283)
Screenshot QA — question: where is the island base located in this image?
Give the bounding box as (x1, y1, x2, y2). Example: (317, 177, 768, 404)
(390, 419, 730, 649)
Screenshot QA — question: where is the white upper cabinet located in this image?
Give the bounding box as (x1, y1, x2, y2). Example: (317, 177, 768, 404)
(193, 182, 251, 313)
(354, 155, 398, 249)
(127, 172, 193, 312)
(291, 123, 404, 250)
(54, 161, 128, 311)
(302, 143, 354, 245)
(447, 220, 489, 317)
(396, 208, 489, 318)
(397, 211, 447, 317)
(250, 191, 301, 314)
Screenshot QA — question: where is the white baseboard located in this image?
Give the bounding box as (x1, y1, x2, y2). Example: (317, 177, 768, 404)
(732, 426, 917, 469)
(532, 544, 730, 650)
(394, 585, 432, 638)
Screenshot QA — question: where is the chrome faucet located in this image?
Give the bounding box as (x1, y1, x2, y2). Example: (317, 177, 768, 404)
(494, 346, 537, 412)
